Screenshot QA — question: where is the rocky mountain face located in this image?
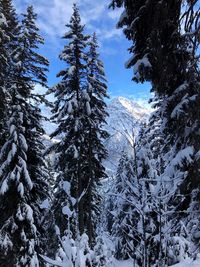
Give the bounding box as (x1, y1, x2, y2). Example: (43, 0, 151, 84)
(103, 97, 149, 176)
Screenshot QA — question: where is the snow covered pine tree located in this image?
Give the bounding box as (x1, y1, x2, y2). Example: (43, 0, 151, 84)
(46, 4, 109, 265)
(0, 3, 9, 149)
(0, 0, 20, 149)
(0, 3, 49, 266)
(82, 32, 109, 246)
(48, 4, 91, 247)
(110, 127, 159, 267)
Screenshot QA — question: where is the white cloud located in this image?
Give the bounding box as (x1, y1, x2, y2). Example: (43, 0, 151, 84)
(14, 0, 120, 42)
(107, 8, 122, 20)
(100, 46, 119, 56)
(103, 28, 122, 39)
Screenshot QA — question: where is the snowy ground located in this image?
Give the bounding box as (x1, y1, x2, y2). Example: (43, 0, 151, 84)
(113, 259, 135, 267)
(114, 257, 200, 267)
(170, 257, 200, 267)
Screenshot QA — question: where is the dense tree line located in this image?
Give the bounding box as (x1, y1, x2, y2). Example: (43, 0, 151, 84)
(0, 2, 108, 266)
(108, 0, 200, 266)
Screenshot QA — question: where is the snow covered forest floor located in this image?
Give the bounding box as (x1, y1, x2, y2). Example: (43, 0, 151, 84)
(114, 258, 200, 267)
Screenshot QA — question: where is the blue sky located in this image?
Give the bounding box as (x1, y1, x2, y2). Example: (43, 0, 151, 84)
(14, 0, 151, 106)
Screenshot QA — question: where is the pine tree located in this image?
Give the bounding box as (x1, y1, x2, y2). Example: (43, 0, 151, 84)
(0, 0, 21, 82)
(111, 151, 138, 261)
(92, 234, 114, 267)
(82, 32, 109, 245)
(49, 3, 90, 242)
(0, 4, 49, 266)
(42, 232, 93, 267)
(109, 127, 162, 267)
(50, 5, 109, 250)
(0, 86, 39, 266)
(0, 0, 20, 149)
(0, 6, 9, 149)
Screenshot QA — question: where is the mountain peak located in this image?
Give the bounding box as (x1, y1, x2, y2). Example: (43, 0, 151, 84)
(104, 96, 149, 175)
(109, 96, 149, 120)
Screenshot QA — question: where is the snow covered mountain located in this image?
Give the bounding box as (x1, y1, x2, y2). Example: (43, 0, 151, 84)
(42, 96, 150, 175)
(103, 97, 149, 176)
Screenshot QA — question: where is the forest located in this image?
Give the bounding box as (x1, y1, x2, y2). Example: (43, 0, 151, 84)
(0, 0, 200, 266)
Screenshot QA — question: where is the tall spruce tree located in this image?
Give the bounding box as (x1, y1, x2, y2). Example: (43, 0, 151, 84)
(49, 3, 90, 242)
(0, 4, 49, 266)
(0, 0, 20, 149)
(0, 6, 9, 149)
(49, 6, 109, 251)
(82, 32, 109, 245)
(110, 132, 159, 267)
(111, 151, 137, 261)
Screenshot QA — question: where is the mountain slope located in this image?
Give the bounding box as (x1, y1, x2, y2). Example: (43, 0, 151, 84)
(103, 97, 149, 175)
(42, 96, 149, 175)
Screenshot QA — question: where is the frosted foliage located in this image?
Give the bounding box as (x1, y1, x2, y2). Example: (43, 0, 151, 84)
(92, 235, 114, 267)
(30, 253, 39, 267)
(19, 134, 28, 151)
(167, 236, 190, 264)
(62, 206, 72, 217)
(171, 94, 197, 119)
(0, 13, 7, 25)
(165, 146, 194, 177)
(68, 66, 76, 76)
(0, 179, 8, 195)
(67, 101, 73, 114)
(86, 101, 91, 115)
(19, 157, 33, 190)
(88, 83, 93, 92)
(125, 54, 151, 73)
(82, 90, 90, 101)
(40, 199, 50, 209)
(73, 145, 79, 159)
(133, 55, 151, 79)
(25, 204, 34, 222)
(62, 181, 71, 195)
(11, 143, 17, 157)
(117, 10, 127, 28)
(42, 233, 94, 267)
(16, 205, 25, 221)
(55, 225, 61, 236)
(174, 83, 188, 94)
(41, 232, 75, 267)
(18, 182, 24, 197)
(17, 240, 39, 267)
(0, 233, 13, 252)
(10, 124, 16, 135)
(0, 105, 33, 199)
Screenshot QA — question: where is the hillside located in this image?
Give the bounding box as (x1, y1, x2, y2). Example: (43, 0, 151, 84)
(103, 97, 149, 175)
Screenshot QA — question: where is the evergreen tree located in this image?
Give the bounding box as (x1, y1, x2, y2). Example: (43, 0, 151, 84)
(42, 232, 93, 267)
(0, 86, 39, 266)
(110, 129, 161, 267)
(92, 234, 114, 267)
(49, 5, 109, 250)
(111, 151, 138, 261)
(49, 3, 90, 242)
(0, 5, 49, 266)
(0, 0, 20, 149)
(0, 0, 21, 82)
(0, 6, 9, 149)
(82, 32, 109, 245)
